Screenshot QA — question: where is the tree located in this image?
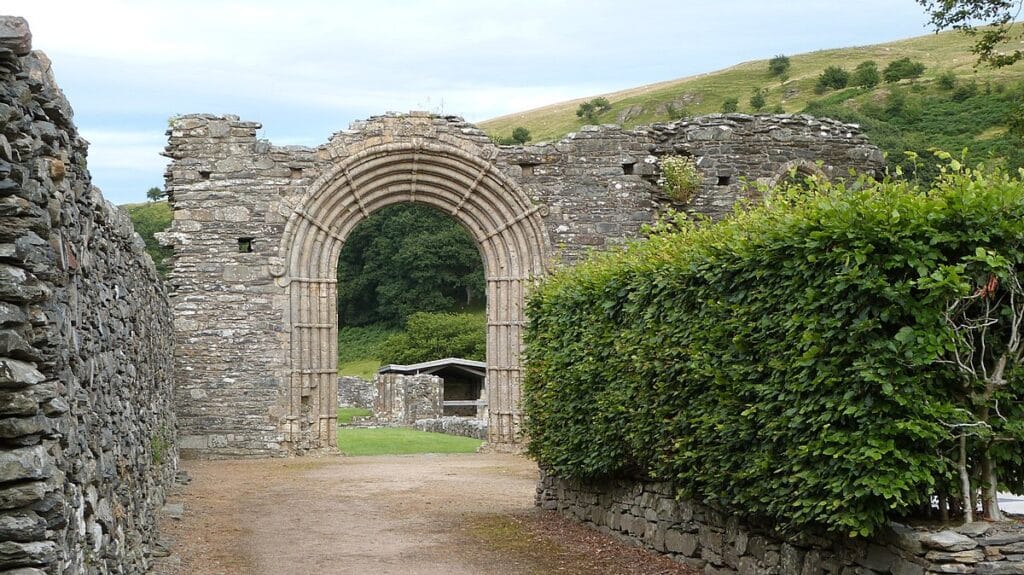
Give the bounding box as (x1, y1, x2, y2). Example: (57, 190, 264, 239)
(816, 65, 850, 92)
(146, 186, 166, 201)
(511, 126, 531, 144)
(749, 87, 768, 112)
(336, 204, 485, 326)
(378, 311, 486, 364)
(720, 97, 739, 113)
(852, 60, 881, 89)
(884, 58, 926, 83)
(917, 0, 1024, 67)
(768, 54, 791, 76)
(576, 97, 612, 123)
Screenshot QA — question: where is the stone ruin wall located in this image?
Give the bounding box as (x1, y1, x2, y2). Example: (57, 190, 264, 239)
(160, 108, 882, 458)
(537, 471, 1024, 575)
(0, 17, 176, 574)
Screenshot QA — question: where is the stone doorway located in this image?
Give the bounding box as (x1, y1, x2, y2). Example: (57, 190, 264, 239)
(272, 140, 549, 451)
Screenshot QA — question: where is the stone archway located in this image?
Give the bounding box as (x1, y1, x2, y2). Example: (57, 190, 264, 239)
(271, 141, 549, 451)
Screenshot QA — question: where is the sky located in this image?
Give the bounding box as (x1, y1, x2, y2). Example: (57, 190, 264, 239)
(8, 0, 939, 205)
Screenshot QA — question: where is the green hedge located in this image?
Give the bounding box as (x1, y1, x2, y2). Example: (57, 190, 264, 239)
(524, 163, 1024, 536)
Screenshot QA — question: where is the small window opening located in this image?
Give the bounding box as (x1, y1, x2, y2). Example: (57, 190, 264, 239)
(199, 170, 211, 180)
(238, 237, 254, 253)
(622, 163, 635, 175)
(289, 167, 303, 179)
(519, 164, 535, 177)
(717, 175, 731, 186)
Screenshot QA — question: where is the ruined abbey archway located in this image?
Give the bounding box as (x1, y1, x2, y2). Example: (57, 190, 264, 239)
(273, 141, 548, 449)
(161, 112, 882, 457)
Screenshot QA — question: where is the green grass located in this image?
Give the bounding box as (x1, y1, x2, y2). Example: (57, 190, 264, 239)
(337, 407, 373, 425)
(121, 200, 173, 276)
(336, 427, 483, 455)
(339, 359, 382, 379)
(338, 324, 398, 376)
(479, 26, 1024, 143)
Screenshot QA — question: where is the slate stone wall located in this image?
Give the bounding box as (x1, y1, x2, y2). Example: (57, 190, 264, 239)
(338, 375, 375, 409)
(0, 17, 176, 574)
(537, 470, 1024, 575)
(374, 373, 442, 424)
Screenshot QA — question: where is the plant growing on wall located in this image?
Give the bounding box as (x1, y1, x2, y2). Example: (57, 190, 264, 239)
(658, 155, 702, 203)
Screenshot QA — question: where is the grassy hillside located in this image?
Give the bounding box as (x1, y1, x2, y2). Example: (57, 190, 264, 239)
(480, 28, 1024, 174)
(122, 201, 172, 277)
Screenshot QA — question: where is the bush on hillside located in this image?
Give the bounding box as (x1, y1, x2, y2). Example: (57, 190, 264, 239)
(883, 58, 926, 83)
(379, 312, 486, 365)
(720, 97, 739, 113)
(768, 54, 791, 77)
(815, 65, 850, 92)
(852, 61, 880, 89)
(524, 161, 1024, 536)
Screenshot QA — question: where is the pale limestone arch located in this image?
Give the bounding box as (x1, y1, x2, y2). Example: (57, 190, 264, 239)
(273, 140, 550, 451)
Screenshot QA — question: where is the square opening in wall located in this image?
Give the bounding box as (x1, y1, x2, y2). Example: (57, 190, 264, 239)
(199, 170, 211, 180)
(717, 175, 731, 186)
(290, 167, 303, 179)
(238, 237, 254, 253)
(622, 163, 635, 175)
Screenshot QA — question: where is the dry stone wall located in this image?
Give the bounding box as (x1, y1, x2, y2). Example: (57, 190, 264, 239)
(537, 471, 1024, 575)
(161, 111, 882, 457)
(374, 373, 442, 425)
(338, 375, 375, 409)
(0, 17, 176, 574)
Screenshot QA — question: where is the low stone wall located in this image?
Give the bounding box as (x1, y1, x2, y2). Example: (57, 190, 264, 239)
(339, 375, 375, 409)
(537, 470, 1024, 575)
(413, 417, 488, 441)
(0, 17, 176, 573)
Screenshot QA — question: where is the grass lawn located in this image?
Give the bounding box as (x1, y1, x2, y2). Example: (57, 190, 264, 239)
(339, 359, 381, 380)
(337, 427, 483, 456)
(337, 407, 373, 425)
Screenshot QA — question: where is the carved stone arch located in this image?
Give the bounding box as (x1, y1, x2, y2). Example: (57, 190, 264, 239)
(274, 140, 550, 451)
(768, 159, 829, 189)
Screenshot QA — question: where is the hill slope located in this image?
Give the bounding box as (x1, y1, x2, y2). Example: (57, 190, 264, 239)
(480, 28, 1024, 178)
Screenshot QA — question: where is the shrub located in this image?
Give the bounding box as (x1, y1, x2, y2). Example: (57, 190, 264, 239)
(659, 155, 702, 203)
(524, 163, 1024, 536)
(937, 71, 957, 91)
(816, 65, 850, 91)
(379, 311, 485, 365)
(951, 80, 978, 102)
(852, 61, 880, 89)
(576, 97, 612, 124)
(749, 87, 768, 112)
(883, 58, 926, 83)
(511, 127, 531, 144)
(768, 54, 791, 76)
(720, 97, 739, 113)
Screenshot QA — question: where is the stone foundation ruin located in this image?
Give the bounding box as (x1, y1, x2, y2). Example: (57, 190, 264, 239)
(160, 110, 883, 458)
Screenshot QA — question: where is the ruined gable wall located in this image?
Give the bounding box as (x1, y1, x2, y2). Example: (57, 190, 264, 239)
(0, 17, 175, 574)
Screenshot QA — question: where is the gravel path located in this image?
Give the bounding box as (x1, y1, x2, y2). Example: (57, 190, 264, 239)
(152, 452, 693, 575)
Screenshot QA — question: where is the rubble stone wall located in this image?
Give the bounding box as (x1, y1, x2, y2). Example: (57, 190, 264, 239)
(373, 373, 442, 424)
(537, 470, 1024, 575)
(338, 375, 375, 409)
(0, 17, 176, 574)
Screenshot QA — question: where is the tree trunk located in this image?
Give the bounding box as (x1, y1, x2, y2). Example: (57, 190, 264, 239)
(979, 448, 1004, 521)
(959, 433, 974, 523)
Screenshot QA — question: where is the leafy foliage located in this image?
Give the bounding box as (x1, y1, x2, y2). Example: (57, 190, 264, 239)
(576, 97, 612, 123)
(524, 163, 1024, 536)
(146, 186, 166, 201)
(379, 311, 486, 365)
(659, 155, 702, 203)
(852, 61, 881, 89)
(883, 58, 927, 83)
(816, 65, 851, 92)
(337, 204, 484, 326)
(768, 54, 791, 76)
(749, 87, 768, 112)
(720, 97, 739, 113)
(916, 0, 1024, 67)
(494, 127, 532, 145)
(122, 200, 173, 277)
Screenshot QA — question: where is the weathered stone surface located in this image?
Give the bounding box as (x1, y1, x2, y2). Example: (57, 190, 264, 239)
(0, 16, 176, 574)
(0, 16, 31, 56)
(927, 550, 987, 564)
(974, 563, 1024, 575)
(923, 531, 980, 552)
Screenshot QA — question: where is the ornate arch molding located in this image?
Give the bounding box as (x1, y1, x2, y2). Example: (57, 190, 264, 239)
(768, 159, 830, 189)
(273, 140, 550, 451)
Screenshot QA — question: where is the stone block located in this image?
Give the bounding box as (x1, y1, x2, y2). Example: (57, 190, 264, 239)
(856, 543, 898, 572)
(974, 563, 1024, 575)
(0, 445, 50, 482)
(926, 550, 986, 564)
(922, 532, 979, 552)
(666, 529, 699, 556)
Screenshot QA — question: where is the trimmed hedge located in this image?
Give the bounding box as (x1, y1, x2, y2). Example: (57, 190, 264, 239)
(524, 163, 1024, 536)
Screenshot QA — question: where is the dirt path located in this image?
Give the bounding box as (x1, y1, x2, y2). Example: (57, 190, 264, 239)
(153, 452, 692, 575)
